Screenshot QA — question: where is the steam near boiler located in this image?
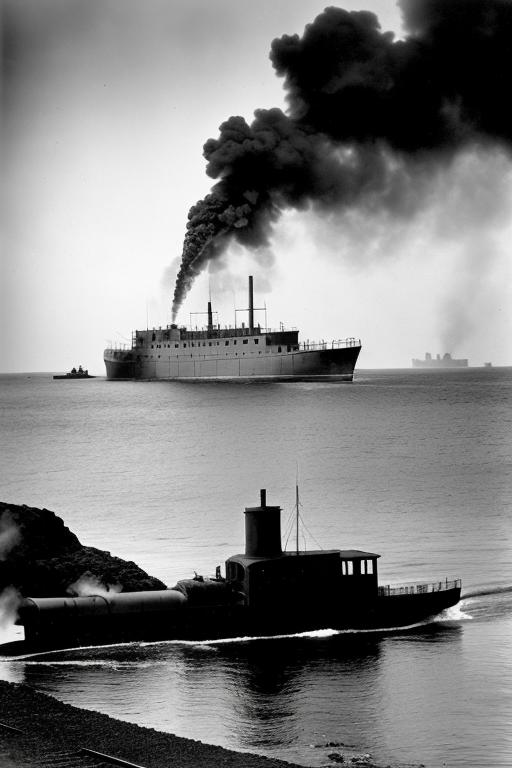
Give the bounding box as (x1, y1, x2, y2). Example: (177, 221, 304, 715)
(0, 587, 22, 632)
(67, 572, 123, 598)
(171, 0, 512, 318)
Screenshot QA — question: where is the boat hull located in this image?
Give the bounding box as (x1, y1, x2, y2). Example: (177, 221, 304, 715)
(104, 345, 361, 382)
(9, 585, 461, 654)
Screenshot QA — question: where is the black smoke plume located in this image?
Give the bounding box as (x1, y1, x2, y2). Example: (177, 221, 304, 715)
(172, 0, 512, 318)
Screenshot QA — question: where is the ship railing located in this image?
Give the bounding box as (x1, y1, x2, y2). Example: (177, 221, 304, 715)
(378, 578, 461, 597)
(300, 337, 361, 352)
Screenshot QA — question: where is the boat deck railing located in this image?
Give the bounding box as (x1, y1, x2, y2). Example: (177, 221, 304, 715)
(300, 338, 361, 352)
(378, 578, 461, 597)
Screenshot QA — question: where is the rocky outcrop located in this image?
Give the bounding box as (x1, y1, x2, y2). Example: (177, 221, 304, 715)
(0, 502, 166, 597)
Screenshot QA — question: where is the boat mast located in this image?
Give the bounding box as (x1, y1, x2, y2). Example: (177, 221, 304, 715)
(296, 483, 300, 555)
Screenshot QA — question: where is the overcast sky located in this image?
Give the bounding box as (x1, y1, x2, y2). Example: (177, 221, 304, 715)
(2, 0, 511, 372)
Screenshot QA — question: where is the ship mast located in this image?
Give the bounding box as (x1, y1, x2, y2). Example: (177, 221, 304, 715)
(295, 483, 300, 555)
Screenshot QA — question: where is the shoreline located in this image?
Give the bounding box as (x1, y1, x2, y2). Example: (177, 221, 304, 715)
(0, 680, 302, 768)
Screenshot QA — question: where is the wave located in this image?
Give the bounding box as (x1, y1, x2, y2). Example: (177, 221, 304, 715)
(461, 584, 512, 599)
(436, 604, 473, 622)
(2, 658, 173, 668)
(0, 639, 144, 661)
(141, 617, 461, 647)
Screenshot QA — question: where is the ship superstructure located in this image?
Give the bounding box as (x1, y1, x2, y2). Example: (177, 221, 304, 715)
(104, 277, 361, 382)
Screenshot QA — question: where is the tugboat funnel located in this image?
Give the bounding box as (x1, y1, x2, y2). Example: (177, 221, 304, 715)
(244, 488, 282, 558)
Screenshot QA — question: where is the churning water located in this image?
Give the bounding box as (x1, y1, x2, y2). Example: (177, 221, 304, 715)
(1, 368, 511, 767)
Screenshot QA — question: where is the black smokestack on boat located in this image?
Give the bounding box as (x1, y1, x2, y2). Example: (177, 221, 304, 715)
(248, 275, 254, 334)
(244, 489, 282, 558)
(171, 0, 512, 317)
(207, 300, 213, 332)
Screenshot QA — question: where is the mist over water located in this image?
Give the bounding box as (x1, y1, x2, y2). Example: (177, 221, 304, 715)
(0, 368, 511, 767)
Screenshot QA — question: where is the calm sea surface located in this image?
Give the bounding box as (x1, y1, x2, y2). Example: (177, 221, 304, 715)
(1, 369, 511, 767)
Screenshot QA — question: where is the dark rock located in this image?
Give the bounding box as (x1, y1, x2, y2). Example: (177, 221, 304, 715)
(0, 502, 167, 597)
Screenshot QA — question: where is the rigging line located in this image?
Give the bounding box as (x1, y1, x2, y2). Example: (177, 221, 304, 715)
(284, 513, 295, 537)
(282, 507, 292, 536)
(283, 508, 296, 550)
(298, 514, 324, 550)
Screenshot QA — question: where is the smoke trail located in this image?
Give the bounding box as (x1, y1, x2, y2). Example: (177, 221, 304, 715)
(171, 0, 512, 317)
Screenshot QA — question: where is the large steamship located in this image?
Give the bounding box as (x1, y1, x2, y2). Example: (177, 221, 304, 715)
(104, 277, 361, 381)
(13, 489, 462, 651)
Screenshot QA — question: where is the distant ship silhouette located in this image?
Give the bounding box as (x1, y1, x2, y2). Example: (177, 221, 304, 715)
(412, 353, 468, 368)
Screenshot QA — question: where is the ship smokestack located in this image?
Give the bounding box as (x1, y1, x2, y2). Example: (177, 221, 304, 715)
(207, 300, 213, 332)
(248, 275, 254, 335)
(244, 488, 282, 558)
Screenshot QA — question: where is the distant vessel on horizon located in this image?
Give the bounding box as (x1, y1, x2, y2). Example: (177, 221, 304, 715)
(412, 353, 468, 369)
(104, 276, 361, 382)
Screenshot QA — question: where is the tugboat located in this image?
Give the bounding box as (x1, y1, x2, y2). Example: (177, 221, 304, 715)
(13, 490, 461, 651)
(53, 366, 96, 380)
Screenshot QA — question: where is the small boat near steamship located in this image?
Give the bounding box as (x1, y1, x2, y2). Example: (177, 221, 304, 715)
(53, 366, 95, 380)
(13, 490, 461, 652)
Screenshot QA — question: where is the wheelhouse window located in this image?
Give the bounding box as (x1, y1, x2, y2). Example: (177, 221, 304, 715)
(342, 560, 353, 576)
(227, 561, 245, 582)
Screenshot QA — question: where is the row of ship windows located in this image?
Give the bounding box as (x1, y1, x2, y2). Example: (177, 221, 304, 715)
(147, 351, 274, 359)
(153, 339, 258, 349)
(151, 341, 300, 352)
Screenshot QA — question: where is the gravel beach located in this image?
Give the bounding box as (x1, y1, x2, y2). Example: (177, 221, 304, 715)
(0, 680, 302, 768)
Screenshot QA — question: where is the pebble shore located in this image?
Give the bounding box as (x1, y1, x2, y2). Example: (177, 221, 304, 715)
(0, 680, 302, 768)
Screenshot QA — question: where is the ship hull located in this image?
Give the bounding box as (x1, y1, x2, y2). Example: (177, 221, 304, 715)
(8, 585, 461, 654)
(104, 345, 361, 382)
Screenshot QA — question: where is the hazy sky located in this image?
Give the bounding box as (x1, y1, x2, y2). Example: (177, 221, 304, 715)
(2, 0, 511, 371)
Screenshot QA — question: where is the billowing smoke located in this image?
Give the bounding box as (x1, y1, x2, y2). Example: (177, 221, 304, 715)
(67, 572, 122, 598)
(171, 0, 512, 317)
(0, 511, 21, 561)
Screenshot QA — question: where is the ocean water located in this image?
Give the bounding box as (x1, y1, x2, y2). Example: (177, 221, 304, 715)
(0, 368, 511, 767)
